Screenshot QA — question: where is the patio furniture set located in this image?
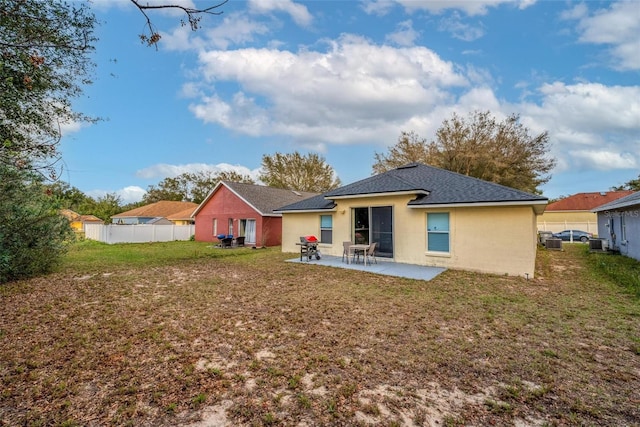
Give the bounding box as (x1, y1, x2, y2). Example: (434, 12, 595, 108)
(215, 234, 245, 248)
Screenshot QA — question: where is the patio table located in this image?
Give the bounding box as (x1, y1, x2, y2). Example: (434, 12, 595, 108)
(348, 243, 370, 266)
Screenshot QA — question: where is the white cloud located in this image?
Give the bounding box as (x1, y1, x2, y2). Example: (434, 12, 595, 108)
(162, 12, 271, 51)
(182, 29, 638, 179)
(386, 20, 420, 46)
(563, 1, 640, 71)
(361, 0, 396, 16)
(438, 12, 485, 41)
(248, 0, 313, 27)
(393, 0, 534, 16)
(86, 186, 147, 205)
(568, 150, 637, 171)
(188, 35, 467, 146)
(135, 162, 261, 181)
(518, 81, 640, 173)
(117, 186, 148, 204)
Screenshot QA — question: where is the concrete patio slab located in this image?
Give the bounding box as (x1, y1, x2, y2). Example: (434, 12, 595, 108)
(286, 255, 446, 281)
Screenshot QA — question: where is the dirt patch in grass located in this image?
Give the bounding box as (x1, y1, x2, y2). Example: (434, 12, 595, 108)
(0, 245, 638, 426)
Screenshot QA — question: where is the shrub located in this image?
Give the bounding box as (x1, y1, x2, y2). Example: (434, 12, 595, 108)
(0, 166, 73, 283)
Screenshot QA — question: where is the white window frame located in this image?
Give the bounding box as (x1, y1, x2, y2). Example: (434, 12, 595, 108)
(320, 214, 333, 244)
(426, 212, 450, 254)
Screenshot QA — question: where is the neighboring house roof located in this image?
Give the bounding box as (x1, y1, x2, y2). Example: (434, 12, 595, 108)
(546, 191, 634, 211)
(60, 209, 102, 223)
(592, 191, 640, 212)
(277, 163, 547, 212)
(167, 207, 197, 222)
(193, 181, 319, 217)
(78, 214, 103, 223)
(146, 217, 173, 225)
(113, 201, 199, 219)
(60, 208, 80, 221)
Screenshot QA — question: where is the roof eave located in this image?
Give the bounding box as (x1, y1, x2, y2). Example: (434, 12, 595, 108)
(326, 190, 429, 200)
(408, 199, 548, 214)
(593, 200, 640, 212)
(275, 208, 337, 214)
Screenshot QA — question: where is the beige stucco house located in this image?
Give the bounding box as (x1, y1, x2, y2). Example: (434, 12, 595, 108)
(276, 163, 548, 278)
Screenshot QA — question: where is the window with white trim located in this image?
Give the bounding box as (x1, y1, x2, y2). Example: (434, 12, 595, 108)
(320, 215, 333, 243)
(427, 212, 449, 253)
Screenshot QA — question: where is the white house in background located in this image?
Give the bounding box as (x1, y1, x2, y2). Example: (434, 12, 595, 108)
(592, 191, 640, 261)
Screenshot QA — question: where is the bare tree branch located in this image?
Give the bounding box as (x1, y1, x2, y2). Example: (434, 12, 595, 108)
(129, 0, 228, 47)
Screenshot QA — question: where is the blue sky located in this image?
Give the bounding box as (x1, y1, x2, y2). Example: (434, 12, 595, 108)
(60, 0, 640, 203)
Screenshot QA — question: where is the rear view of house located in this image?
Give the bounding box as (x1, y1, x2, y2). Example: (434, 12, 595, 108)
(192, 181, 317, 247)
(277, 163, 548, 278)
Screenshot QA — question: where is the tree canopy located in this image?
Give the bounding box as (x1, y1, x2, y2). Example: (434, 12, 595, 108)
(143, 170, 255, 204)
(259, 152, 341, 193)
(611, 174, 640, 191)
(373, 111, 555, 194)
(0, 0, 97, 178)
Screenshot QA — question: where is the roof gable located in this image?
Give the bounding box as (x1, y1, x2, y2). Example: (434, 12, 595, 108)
(193, 181, 319, 217)
(546, 191, 634, 211)
(278, 163, 547, 211)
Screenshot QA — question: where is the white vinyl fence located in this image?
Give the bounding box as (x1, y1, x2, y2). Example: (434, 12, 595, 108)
(537, 221, 598, 235)
(84, 223, 195, 244)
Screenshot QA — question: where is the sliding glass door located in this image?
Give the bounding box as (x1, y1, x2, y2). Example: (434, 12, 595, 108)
(352, 206, 393, 258)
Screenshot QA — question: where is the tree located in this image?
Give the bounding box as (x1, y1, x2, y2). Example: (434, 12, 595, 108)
(142, 170, 255, 204)
(45, 181, 94, 212)
(89, 193, 123, 224)
(259, 152, 341, 192)
(372, 131, 430, 174)
(611, 174, 640, 191)
(373, 111, 555, 194)
(0, 165, 73, 283)
(0, 0, 97, 178)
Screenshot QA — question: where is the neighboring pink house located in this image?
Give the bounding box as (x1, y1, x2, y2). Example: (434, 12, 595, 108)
(192, 181, 316, 247)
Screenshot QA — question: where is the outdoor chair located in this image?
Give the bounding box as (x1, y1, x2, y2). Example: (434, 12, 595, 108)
(221, 235, 233, 248)
(234, 236, 245, 247)
(366, 242, 377, 264)
(342, 241, 353, 263)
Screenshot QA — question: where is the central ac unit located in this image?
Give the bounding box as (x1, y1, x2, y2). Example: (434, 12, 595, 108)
(545, 238, 562, 250)
(589, 238, 608, 252)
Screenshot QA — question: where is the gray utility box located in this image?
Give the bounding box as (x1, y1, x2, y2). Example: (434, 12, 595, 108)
(545, 238, 563, 250)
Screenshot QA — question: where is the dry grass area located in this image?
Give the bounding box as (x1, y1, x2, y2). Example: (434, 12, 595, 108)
(1, 243, 639, 426)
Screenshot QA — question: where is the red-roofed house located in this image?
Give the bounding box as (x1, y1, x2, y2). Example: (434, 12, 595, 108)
(538, 191, 634, 234)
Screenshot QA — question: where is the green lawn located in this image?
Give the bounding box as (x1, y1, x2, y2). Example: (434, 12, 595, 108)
(0, 241, 638, 426)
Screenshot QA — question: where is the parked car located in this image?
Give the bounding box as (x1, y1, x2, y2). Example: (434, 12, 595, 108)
(552, 230, 593, 243)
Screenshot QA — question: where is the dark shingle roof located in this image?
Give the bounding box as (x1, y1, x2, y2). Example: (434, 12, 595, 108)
(277, 163, 547, 211)
(217, 182, 318, 216)
(592, 191, 640, 212)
